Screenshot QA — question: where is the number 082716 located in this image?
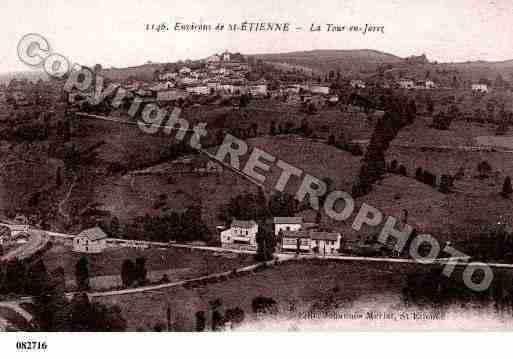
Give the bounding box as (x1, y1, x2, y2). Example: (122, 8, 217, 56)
(16, 341, 47, 350)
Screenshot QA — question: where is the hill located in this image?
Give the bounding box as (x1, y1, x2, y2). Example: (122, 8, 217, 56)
(249, 49, 403, 74)
(248, 49, 513, 85)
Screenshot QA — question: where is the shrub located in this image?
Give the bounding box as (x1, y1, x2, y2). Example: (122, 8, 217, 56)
(389, 159, 398, 173)
(415, 167, 424, 181)
(477, 161, 492, 179)
(398, 165, 407, 176)
(501, 176, 513, 198)
(252, 296, 278, 315)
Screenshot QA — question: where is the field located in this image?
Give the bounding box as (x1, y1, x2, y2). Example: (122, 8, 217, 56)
(91, 134, 363, 234)
(94, 259, 410, 330)
(246, 135, 362, 193)
(383, 119, 513, 249)
(42, 244, 256, 291)
(94, 169, 260, 232)
(93, 259, 513, 331)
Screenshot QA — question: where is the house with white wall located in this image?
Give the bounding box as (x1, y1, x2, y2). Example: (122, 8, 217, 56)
(220, 220, 258, 249)
(186, 85, 210, 95)
(248, 83, 268, 97)
(425, 79, 436, 89)
(310, 231, 342, 255)
(281, 230, 311, 252)
(179, 66, 192, 75)
(73, 226, 107, 254)
(274, 217, 303, 236)
(350, 79, 366, 89)
(398, 78, 415, 89)
(280, 230, 342, 254)
(309, 84, 330, 95)
(0, 225, 10, 245)
(472, 83, 489, 93)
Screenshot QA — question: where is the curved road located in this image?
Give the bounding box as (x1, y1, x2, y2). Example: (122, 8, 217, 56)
(1, 229, 48, 262)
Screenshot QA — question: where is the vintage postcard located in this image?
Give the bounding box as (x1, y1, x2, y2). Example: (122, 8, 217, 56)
(2, 0, 513, 346)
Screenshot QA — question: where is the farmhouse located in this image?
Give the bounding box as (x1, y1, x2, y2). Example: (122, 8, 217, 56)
(398, 78, 415, 89)
(350, 79, 366, 89)
(472, 83, 489, 93)
(220, 220, 258, 249)
(207, 54, 221, 63)
(4, 223, 29, 237)
(310, 231, 342, 255)
(218, 83, 235, 93)
(425, 79, 436, 89)
(150, 82, 174, 91)
(274, 217, 303, 235)
(73, 226, 107, 254)
(248, 83, 268, 97)
(179, 66, 192, 75)
(281, 230, 311, 252)
(158, 72, 177, 81)
(221, 50, 231, 62)
(309, 83, 330, 95)
(280, 230, 342, 254)
(0, 225, 10, 245)
(156, 89, 187, 102)
(186, 85, 210, 95)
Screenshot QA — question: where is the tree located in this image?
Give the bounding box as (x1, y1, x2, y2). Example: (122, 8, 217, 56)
(134, 257, 147, 285)
(426, 97, 434, 115)
(252, 296, 278, 315)
(109, 216, 120, 238)
(255, 227, 277, 261)
(406, 100, 417, 123)
(26, 259, 49, 295)
(224, 307, 245, 329)
(454, 166, 465, 180)
(300, 117, 312, 136)
(502, 176, 513, 198)
(269, 121, 276, 136)
(389, 159, 398, 173)
(195, 311, 206, 331)
(416, 167, 424, 181)
(219, 192, 269, 223)
(69, 292, 126, 331)
(239, 94, 250, 107)
(63, 143, 81, 176)
(422, 170, 437, 187)
(121, 259, 136, 287)
(210, 298, 224, 331)
(439, 174, 453, 193)
(56, 167, 62, 187)
(250, 122, 258, 137)
(327, 134, 336, 146)
(477, 161, 492, 179)
(431, 112, 452, 130)
(74, 256, 90, 291)
(268, 192, 297, 217)
(93, 63, 102, 74)
(353, 109, 406, 197)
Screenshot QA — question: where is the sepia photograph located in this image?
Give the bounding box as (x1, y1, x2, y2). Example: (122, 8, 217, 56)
(2, 0, 513, 355)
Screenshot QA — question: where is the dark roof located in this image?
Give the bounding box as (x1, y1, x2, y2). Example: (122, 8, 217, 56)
(281, 230, 310, 238)
(231, 220, 258, 229)
(310, 232, 340, 241)
(77, 226, 107, 241)
(274, 217, 303, 225)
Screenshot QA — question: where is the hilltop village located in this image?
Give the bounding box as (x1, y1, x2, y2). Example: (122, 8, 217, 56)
(2, 49, 513, 331)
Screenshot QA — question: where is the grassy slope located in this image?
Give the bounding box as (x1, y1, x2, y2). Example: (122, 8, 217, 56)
(42, 244, 255, 288)
(94, 259, 513, 331)
(94, 260, 412, 330)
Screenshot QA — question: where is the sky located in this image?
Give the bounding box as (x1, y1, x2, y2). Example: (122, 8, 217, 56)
(2, 0, 513, 73)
